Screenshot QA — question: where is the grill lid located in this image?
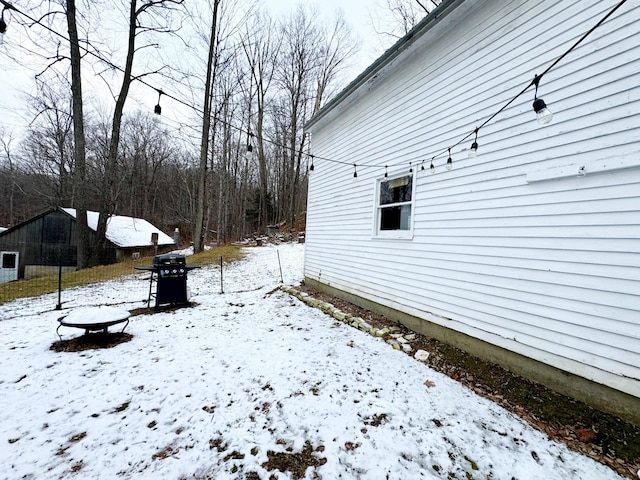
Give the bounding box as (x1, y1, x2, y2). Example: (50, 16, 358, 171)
(153, 253, 186, 266)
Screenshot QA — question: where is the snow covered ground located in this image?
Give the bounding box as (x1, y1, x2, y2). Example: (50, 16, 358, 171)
(0, 243, 625, 479)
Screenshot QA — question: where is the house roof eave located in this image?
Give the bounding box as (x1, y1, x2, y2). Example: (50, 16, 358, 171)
(304, 0, 467, 132)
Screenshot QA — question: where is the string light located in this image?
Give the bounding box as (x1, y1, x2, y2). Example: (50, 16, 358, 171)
(246, 131, 254, 155)
(2, 0, 627, 179)
(153, 89, 163, 117)
(0, 2, 15, 45)
(420, 160, 425, 172)
(319, 0, 624, 177)
(409, 162, 413, 173)
(384, 165, 388, 178)
(468, 128, 479, 158)
(0, 10, 7, 44)
(306, 132, 314, 171)
(532, 75, 553, 125)
(353, 164, 358, 178)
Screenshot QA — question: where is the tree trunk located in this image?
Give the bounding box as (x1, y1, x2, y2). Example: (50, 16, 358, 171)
(94, 0, 139, 264)
(194, 0, 220, 253)
(66, 0, 90, 269)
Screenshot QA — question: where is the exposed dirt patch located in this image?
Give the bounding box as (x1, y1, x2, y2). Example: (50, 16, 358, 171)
(262, 440, 327, 480)
(152, 445, 178, 461)
(363, 413, 388, 427)
(129, 302, 199, 316)
(112, 402, 130, 414)
(69, 432, 86, 443)
(50, 332, 132, 352)
(296, 284, 640, 479)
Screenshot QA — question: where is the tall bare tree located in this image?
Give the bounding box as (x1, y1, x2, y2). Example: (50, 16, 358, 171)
(372, 0, 440, 39)
(275, 6, 356, 228)
(241, 11, 282, 233)
(193, 0, 221, 253)
(313, 13, 357, 113)
(22, 82, 76, 207)
(94, 0, 184, 263)
(65, 0, 91, 268)
(0, 126, 18, 226)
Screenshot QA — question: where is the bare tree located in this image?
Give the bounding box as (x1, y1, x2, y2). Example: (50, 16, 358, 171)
(110, 111, 174, 220)
(273, 6, 356, 229)
(275, 6, 318, 229)
(93, 0, 185, 263)
(65, 0, 91, 268)
(240, 11, 282, 234)
(313, 12, 358, 113)
(0, 126, 18, 226)
(192, 0, 221, 254)
(0, 0, 367, 246)
(22, 82, 77, 207)
(372, 0, 440, 39)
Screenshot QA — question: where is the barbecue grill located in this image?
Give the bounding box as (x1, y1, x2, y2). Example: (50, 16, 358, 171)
(136, 253, 199, 309)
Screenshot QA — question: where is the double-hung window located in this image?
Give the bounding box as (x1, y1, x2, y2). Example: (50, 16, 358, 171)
(374, 173, 415, 239)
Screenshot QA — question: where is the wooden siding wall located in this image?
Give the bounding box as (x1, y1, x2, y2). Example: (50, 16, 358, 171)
(0, 209, 120, 276)
(0, 210, 77, 275)
(305, 0, 640, 398)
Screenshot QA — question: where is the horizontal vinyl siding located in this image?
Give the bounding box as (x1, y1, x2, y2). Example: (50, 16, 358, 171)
(305, 0, 640, 396)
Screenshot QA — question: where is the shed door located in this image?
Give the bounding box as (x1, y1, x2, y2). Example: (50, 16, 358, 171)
(0, 251, 19, 283)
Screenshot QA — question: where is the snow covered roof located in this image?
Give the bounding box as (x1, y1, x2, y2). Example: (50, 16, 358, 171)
(62, 208, 174, 248)
(0, 227, 6, 233)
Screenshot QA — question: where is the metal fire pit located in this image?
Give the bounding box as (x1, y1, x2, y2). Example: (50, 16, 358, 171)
(136, 253, 199, 309)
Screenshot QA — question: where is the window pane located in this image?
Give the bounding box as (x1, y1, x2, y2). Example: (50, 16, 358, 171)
(400, 204, 411, 230)
(380, 175, 412, 205)
(2, 253, 17, 269)
(380, 205, 411, 231)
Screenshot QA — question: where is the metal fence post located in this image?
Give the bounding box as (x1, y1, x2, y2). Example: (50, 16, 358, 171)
(220, 256, 224, 294)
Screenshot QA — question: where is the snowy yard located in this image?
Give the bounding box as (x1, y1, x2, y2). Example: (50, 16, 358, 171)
(0, 243, 625, 479)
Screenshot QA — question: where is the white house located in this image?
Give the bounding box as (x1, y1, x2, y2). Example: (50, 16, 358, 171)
(303, 0, 640, 424)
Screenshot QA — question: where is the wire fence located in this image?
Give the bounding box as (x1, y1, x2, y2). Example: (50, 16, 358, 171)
(0, 242, 211, 315)
(0, 241, 302, 319)
(1, 257, 158, 310)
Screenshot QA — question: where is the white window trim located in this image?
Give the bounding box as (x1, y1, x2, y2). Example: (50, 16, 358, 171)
(372, 170, 416, 240)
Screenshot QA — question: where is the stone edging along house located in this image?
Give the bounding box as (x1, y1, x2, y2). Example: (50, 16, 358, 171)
(303, 0, 640, 425)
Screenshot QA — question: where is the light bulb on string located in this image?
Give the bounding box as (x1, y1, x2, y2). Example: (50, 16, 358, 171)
(306, 133, 314, 171)
(384, 165, 388, 178)
(246, 132, 254, 153)
(468, 128, 479, 159)
(446, 148, 453, 171)
(409, 162, 413, 174)
(0, 7, 9, 45)
(421, 160, 425, 172)
(430, 157, 436, 174)
(245, 132, 255, 160)
(153, 89, 163, 122)
(353, 164, 358, 179)
(532, 74, 553, 125)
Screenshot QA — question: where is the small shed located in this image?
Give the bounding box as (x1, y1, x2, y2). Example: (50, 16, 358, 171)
(0, 207, 175, 281)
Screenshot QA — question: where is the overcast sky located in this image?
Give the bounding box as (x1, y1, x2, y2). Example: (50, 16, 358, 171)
(0, 0, 397, 137)
(265, 0, 388, 67)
